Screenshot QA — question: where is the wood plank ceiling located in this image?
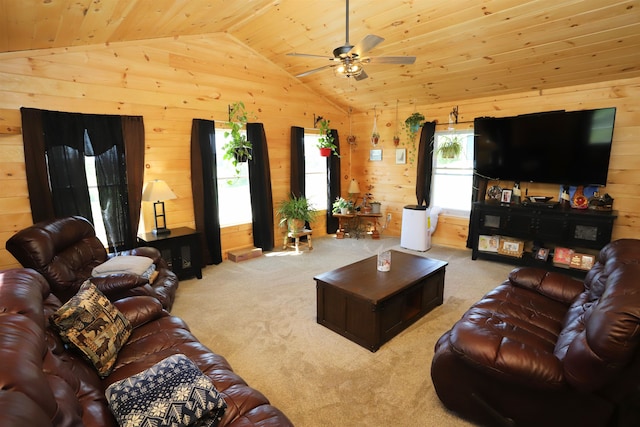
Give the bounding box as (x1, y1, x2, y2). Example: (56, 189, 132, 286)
(1, 0, 638, 113)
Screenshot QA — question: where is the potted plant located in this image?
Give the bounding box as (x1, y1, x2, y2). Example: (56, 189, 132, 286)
(222, 101, 256, 176)
(369, 200, 381, 214)
(437, 135, 463, 159)
(332, 197, 353, 214)
(277, 194, 318, 233)
(404, 112, 425, 163)
(317, 118, 338, 157)
(404, 112, 425, 137)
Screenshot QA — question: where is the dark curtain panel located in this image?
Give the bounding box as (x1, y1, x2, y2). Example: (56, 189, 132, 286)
(415, 121, 436, 206)
(121, 116, 145, 247)
(247, 123, 274, 251)
(41, 111, 93, 220)
(20, 108, 55, 222)
(190, 119, 222, 265)
(290, 126, 305, 197)
(45, 144, 93, 220)
(326, 129, 341, 234)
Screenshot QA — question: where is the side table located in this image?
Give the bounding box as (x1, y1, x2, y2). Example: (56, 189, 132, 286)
(283, 229, 313, 253)
(138, 227, 202, 280)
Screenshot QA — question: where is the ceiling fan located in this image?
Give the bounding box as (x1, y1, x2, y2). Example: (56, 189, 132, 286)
(287, 0, 416, 80)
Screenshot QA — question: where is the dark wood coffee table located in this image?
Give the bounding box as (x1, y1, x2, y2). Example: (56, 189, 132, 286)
(314, 250, 447, 352)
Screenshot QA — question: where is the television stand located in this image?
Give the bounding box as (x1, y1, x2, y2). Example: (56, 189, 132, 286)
(470, 200, 617, 276)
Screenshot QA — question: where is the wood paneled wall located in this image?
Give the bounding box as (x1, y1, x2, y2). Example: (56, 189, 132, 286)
(0, 32, 638, 269)
(0, 34, 345, 269)
(345, 77, 640, 247)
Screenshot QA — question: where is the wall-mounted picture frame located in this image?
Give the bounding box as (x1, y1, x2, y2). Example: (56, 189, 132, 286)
(501, 189, 513, 203)
(395, 148, 406, 164)
(370, 149, 382, 161)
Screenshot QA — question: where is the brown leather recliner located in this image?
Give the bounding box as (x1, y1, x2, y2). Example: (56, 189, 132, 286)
(431, 239, 640, 427)
(6, 216, 179, 311)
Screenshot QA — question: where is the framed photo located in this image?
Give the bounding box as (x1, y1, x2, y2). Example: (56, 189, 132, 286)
(501, 189, 512, 203)
(395, 148, 406, 164)
(536, 247, 550, 261)
(478, 235, 499, 253)
(369, 149, 382, 161)
(497, 238, 524, 257)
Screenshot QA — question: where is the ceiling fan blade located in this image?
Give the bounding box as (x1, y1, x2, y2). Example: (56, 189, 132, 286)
(367, 56, 416, 65)
(287, 52, 333, 59)
(295, 64, 335, 78)
(351, 35, 384, 57)
(354, 69, 368, 81)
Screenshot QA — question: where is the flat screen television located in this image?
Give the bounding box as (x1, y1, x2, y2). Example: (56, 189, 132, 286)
(474, 107, 616, 186)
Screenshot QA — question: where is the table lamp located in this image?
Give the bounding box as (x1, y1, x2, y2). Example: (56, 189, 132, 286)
(142, 180, 177, 235)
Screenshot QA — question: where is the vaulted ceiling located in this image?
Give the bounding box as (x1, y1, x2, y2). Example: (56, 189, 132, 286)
(2, 0, 639, 112)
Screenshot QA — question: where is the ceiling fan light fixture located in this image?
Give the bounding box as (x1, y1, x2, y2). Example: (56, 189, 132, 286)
(335, 60, 363, 78)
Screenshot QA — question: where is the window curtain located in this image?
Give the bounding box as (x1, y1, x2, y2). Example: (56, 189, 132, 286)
(326, 129, 340, 234)
(20, 107, 143, 251)
(190, 119, 222, 265)
(247, 123, 274, 251)
(121, 116, 145, 248)
(415, 121, 436, 206)
(290, 126, 305, 197)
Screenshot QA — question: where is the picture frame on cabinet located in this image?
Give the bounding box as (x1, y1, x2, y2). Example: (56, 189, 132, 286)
(536, 247, 550, 261)
(501, 189, 512, 203)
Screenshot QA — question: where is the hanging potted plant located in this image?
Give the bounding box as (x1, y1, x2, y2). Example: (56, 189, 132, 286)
(317, 118, 338, 157)
(404, 112, 425, 164)
(277, 194, 318, 233)
(222, 101, 256, 176)
(371, 108, 380, 146)
(404, 112, 425, 140)
(393, 101, 401, 146)
(437, 135, 464, 159)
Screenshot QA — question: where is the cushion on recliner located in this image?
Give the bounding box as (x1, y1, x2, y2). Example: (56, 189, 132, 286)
(50, 281, 131, 377)
(106, 353, 227, 427)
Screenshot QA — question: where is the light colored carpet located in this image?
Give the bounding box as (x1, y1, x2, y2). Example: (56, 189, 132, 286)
(171, 236, 514, 426)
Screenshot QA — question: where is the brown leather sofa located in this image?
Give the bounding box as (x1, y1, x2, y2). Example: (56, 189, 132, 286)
(0, 267, 293, 426)
(431, 239, 640, 427)
(6, 216, 179, 310)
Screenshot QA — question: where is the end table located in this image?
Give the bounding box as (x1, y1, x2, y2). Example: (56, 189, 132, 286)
(138, 227, 202, 280)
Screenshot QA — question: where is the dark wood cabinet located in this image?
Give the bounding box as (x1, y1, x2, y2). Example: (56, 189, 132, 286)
(470, 201, 617, 275)
(138, 227, 202, 280)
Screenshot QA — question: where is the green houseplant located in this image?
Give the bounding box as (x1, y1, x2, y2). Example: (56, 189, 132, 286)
(437, 135, 464, 159)
(332, 197, 353, 214)
(404, 112, 425, 137)
(404, 112, 425, 164)
(223, 101, 256, 176)
(277, 194, 318, 233)
(317, 118, 339, 157)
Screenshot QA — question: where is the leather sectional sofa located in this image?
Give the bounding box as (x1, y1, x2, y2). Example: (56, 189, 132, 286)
(0, 267, 293, 426)
(432, 239, 640, 427)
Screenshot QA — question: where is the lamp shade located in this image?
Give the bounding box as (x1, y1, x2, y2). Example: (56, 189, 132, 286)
(142, 180, 177, 202)
(348, 179, 361, 194)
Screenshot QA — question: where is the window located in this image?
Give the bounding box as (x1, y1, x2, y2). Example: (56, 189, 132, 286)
(84, 156, 109, 244)
(304, 132, 328, 211)
(215, 128, 252, 226)
(431, 130, 474, 216)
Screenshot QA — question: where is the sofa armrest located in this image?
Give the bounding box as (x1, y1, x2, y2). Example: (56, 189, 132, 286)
(90, 273, 149, 296)
(118, 246, 167, 268)
(113, 296, 165, 328)
(508, 267, 584, 305)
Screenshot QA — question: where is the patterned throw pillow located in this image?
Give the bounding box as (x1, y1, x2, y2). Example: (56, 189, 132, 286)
(50, 281, 132, 377)
(106, 354, 227, 427)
